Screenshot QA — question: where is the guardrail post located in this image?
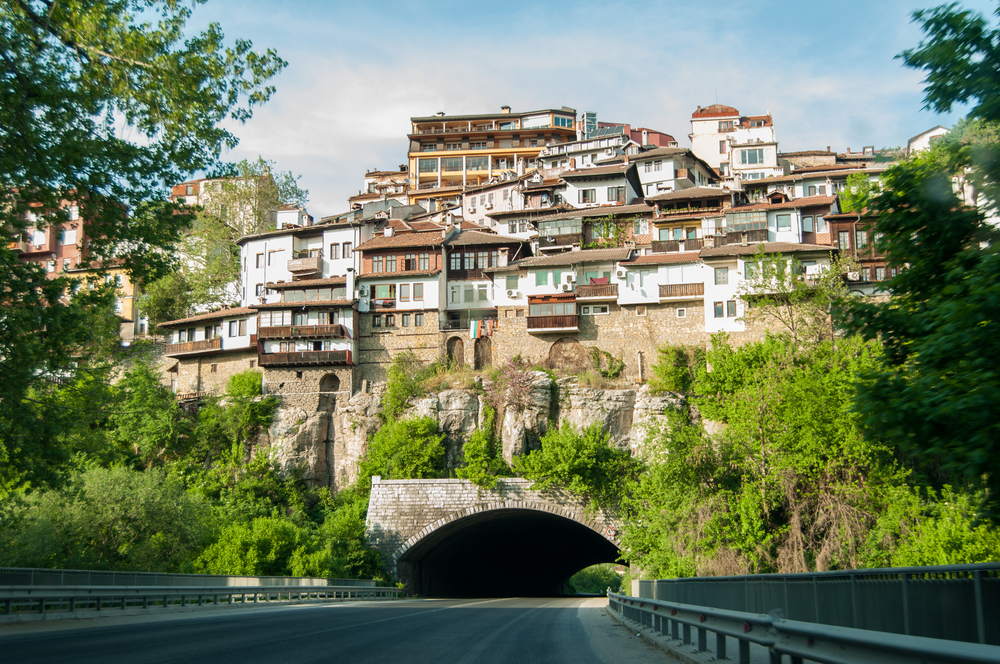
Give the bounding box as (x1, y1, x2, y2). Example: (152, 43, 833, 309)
(697, 626, 706, 651)
(142, 596, 148, 609)
(901, 572, 910, 635)
(39, 597, 45, 614)
(716, 632, 726, 660)
(4, 598, 11, 615)
(769, 649, 780, 664)
(120, 596, 126, 610)
(850, 574, 858, 628)
(69, 598, 76, 612)
(672, 618, 679, 641)
(974, 570, 986, 644)
(683, 623, 691, 645)
(739, 638, 750, 664)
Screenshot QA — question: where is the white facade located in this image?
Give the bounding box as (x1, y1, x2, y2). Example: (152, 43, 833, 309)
(167, 311, 258, 351)
(357, 274, 442, 313)
(703, 260, 744, 334)
(463, 178, 525, 229)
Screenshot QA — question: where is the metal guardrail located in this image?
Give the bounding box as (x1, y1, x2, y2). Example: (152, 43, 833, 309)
(0, 568, 332, 588)
(608, 591, 1000, 664)
(2, 585, 400, 617)
(633, 562, 1000, 646)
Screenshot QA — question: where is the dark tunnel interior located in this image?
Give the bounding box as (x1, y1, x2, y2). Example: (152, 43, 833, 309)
(395, 509, 620, 597)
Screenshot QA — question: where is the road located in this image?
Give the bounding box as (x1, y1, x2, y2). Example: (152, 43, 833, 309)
(0, 597, 674, 664)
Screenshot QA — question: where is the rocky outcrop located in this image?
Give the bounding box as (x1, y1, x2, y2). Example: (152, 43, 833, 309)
(262, 372, 684, 488)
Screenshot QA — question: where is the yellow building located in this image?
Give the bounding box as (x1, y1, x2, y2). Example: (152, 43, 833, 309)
(407, 106, 578, 210)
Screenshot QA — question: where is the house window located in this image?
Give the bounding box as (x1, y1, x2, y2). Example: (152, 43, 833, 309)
(727, 300, 737, 317)
(450, 285, 460, 303)
(818, 185, 826, 195)
(330, 244, 340, 260)
(838, 231, 851, 250)
(714, 267, 728, 285)
(776, 214, 791, 231)
(608, 186, 625, 203)
(211, 364, 218, 373)
(60, 229, 77, 245)
(506, 276, 518, 290)
(185, 185, 194, 195)
(579, 189, 596, 204)
(719, 140, 727, 154)
(400, 284, 410, 301)
(477, 285, 488, 301)
(343, 242, 352, 256)
(463, 253, 474, 270)
(418, 158, 437, 173)
(62, 258, 70, 271)
(293, 311, 308, 325)
(256, 253, 264, 268)
(634, 218, 648, 235)
(47, 260, 55, 273)
(402, 314, 410, 327)
(509, 221, 517, 234)
(415, 313, 424, 326)
(469, 142, 487, 150)
(385, 314, 395, 327)
(372, 315, 381, 328)
(592, 305, 609, 315)
(228, 321, 238, 337)
(855, 230, 867, 249)
(413, 283, 423, 301)
(477, 251, 488, 269)
(677, 308, 686, 318)
(740, 148, 764, 165)
(450, 252, 462, 271)
(654, 160, 662, 171)
(535, 270, 549, 286)
(519, 220, 527, 233)
(464, 285, 474, 302)
(802, 216, 814, 232)
(418, 253, 429, 270)
(374, 284, 396, 299)
(714, 302, 724, 318)
(816, 216, 827, 232)
(373, 256, 383, 273)
(386, 255, 396, 272)
(875, 266, 886, 281)
(255, 284, 264, 296)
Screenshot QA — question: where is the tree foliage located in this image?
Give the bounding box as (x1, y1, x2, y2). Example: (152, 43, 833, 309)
(456, 406, 512, 489)
(357, 417, 446, 495)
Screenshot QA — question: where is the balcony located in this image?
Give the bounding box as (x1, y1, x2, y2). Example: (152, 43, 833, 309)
(448, 268, 487, 280)
(287, 255, 322, 274)
(165, 336, 222, 357)
(576, 284, 618, 301)
(717, 229, 769, 246)
(258, 350, 352, 367)
(440, 316, 496, 332)
(537, 233, 582, 249)
(651, 238, 704, 254)
(527, 315, 579, 333)
(257, 324, 348, 340)
(659, 283, 705, 300)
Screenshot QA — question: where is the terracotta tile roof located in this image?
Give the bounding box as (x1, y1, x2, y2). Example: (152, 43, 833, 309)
(523, 177, 563, 191)
(692, 104, 740, 118)
(160, 306, 257, 328)
(486, 203, 574, 218)
(500, 247, 633, 270)
(630, 147, 690, 161)
(728, 195, 836, 211)
(446, 230, 527, 247)
(265, 276, 346, 289)
(356, 268, 442, 279)
(700, 242, 837, 258)
(539, 203, 653, 222)
(648, 186, 731, 202)
(620, 252, 702, 265)
(251, 299, 354, 309)
(356, 233, 446, 251)
(560, 163, 631, 179)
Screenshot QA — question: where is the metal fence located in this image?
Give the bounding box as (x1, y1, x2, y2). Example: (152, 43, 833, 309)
(633, 562, 1000, 645)
(608, 592, 1000, 664)
(0, 568, 374, 588)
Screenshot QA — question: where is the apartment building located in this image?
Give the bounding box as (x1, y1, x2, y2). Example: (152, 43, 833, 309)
(407, 106, 578, 210)
(689, 104, 778, 182)
(348, 167, 409, 209)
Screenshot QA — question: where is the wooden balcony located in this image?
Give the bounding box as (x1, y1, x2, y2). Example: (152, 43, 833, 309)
(659, 283, 705, 300)
(165, 336, 222, 357)
(652, 238, 703, 253)
(537, 233, 582, 249)
(576, 283, 618, 300)
(258, 350, 352, 367)
(287, 255, 322, 274)
(447, 268, 487, 280)
(527, 315, 579, 333)
(717, 229, 769, 246)
(257, 324, 347, 340)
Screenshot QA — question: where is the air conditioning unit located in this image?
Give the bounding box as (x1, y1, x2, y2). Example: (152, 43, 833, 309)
(847, 271, 861, 281)
(359, 285, 368, 296)
(506, 289, 520, 298)
(616, 268, 626, 279)
(564, 273, 576, 283)
(560, 283, 572, 292)
(805, 265, 823, 276)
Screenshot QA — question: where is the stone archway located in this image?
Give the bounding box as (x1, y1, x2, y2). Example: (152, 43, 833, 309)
(318, 373, 340, 412)
(474, 335, 492, 370)
(546, 337, 591, 374)
(446, 336, 465, 367)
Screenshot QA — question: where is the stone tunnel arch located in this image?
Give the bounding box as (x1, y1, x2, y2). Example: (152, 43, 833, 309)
(446, 336, 465, 367)
(367, 479, 620, 597)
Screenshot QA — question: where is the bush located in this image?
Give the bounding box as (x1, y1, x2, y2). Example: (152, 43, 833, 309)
(381, 352, 426, 423)
(456, 406, 512, 489)
(357, 417, 446, 495)
(567, 563, 623, 595)
(648, 344, 704, 394)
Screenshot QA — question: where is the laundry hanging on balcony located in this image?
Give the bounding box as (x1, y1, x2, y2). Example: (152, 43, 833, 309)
(469, 319, 495, 339)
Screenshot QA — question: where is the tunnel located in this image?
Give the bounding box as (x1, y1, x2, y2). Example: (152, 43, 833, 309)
(394, 508, 621, 597)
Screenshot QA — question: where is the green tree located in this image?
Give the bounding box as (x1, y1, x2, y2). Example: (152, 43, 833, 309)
(515, 422, 637, 514)
(139, 272, 193, 330)
(109, 362, 183, 467)
(357, 417, 446, 495)
(567, 563, 623, 595)
(456, 406, 512, 489)
(182, 157, 308, 306)
(838, 172, 877, 213)
(647, 344, 704, 394)
(0, 0, 284, 491)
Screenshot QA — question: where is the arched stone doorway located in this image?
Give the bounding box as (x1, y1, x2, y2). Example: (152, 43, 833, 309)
(318, 373, 340, 412)
(474, 335, 492, 370)
(546, 337, 591, 374)
(446, 336, 465, 367)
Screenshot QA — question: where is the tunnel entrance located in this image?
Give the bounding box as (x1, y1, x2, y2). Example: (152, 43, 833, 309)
(395, 508, 620, 598)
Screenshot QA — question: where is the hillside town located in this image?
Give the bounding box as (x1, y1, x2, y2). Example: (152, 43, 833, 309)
(15, 104, 957, 403)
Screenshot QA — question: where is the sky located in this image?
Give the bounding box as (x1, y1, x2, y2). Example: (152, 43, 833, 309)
(185, 0, 998, 218)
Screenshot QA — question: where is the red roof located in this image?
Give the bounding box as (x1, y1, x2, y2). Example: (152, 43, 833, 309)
(692, 104, 739, 119)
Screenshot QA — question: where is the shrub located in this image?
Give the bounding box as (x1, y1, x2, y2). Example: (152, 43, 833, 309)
(357, 417, 446, 495)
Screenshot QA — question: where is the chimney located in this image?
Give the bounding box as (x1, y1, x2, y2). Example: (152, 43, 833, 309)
(827, 146, 831, 153)
(569, 157, 576, 169)
(346, 268, 355, 300)
(500, 105, 511, 114)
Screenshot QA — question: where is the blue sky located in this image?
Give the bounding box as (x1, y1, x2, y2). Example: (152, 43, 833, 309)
(188, 0, 998, 216)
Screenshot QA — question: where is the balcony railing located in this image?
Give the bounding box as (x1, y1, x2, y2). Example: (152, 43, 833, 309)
(257, 324, 347, 340)
(287, 256, 322, 274)
(440, 317, 497, 331)
(447, 268, 487, 280)
(717, 228, 769, 246)
(576, 284, 618, 299)
(656, 205, 725, 217)
(527, 315, 579, 332)
(537, 233, 582, 249)
(659, 283, 705, 299)
(165, 337, 222, 356)
(651, 238, 704, 253)
(258, 350, 351, 367)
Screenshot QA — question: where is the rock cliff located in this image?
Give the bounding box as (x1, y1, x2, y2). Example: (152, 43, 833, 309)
(260, 372, 683, 490)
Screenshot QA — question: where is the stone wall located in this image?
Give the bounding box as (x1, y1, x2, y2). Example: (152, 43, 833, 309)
(162, 350, 259, 395)
(492, 301, 707, 382)
(355, 309, 444, 385)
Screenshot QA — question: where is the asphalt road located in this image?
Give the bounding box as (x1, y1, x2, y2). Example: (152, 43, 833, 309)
(0, 597, 673, 664)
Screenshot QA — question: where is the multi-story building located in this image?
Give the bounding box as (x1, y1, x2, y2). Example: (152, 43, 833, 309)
(631, 147, 720, 198)
(740, 165, 888, 203)
(159, 306, 260, 397)
(348, 167, 409, 210)
(689, 104, 777, 182)
(407, 106, 578, 210)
